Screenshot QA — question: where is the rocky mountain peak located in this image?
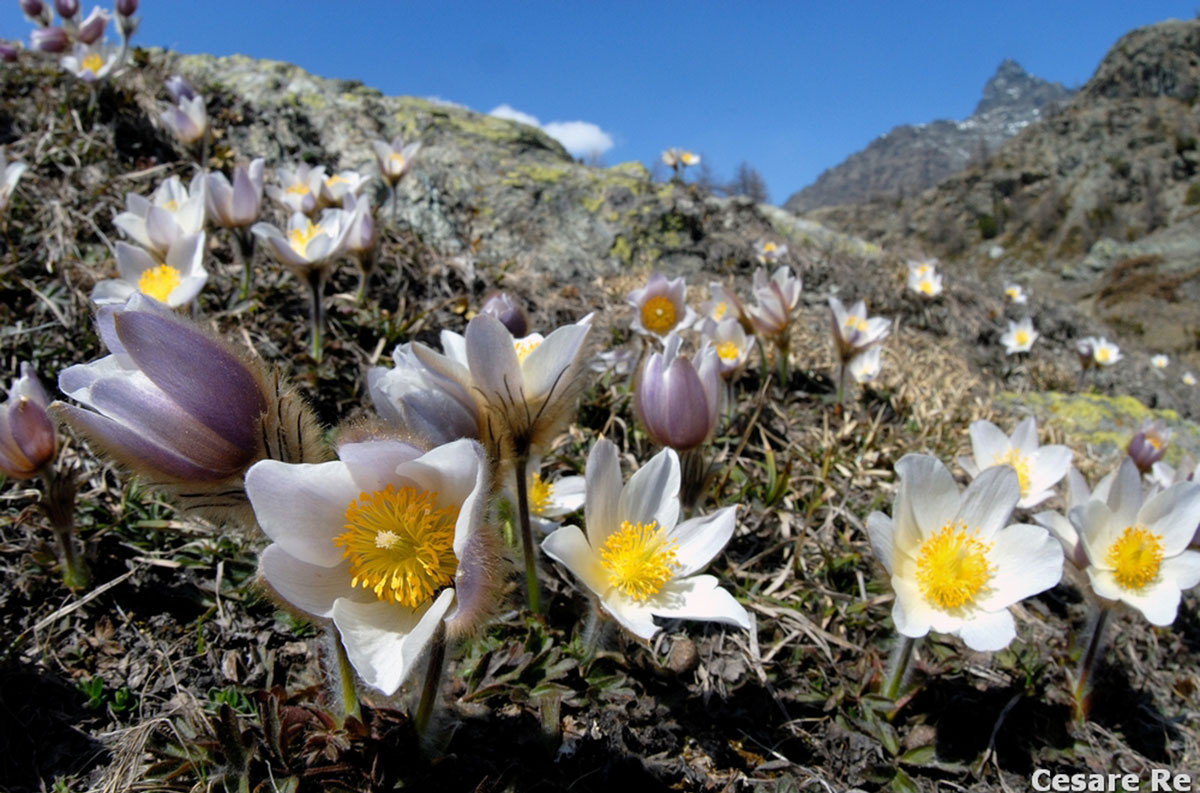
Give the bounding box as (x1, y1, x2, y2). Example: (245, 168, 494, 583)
(974, 59, 1067, 116)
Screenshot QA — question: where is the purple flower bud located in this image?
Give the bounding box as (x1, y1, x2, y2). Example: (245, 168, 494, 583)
(634, 334, 720, 451)
(20, 0, 50, 24)
(115, 0, 137, 15)
(30, 26, 67, 53)
(54, 0, 78, 19)
(206, 159, 265, 229)
(0, 363, 57, 479)
(479, 291, 529, 338)
(75, 6, 107, 44)
(1127, 420, 1171, 476)
(0, 41, 19, 62)
(164, 74, 197, 103)
(54, 295, 270, 483)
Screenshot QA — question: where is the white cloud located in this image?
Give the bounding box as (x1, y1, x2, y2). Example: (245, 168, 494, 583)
(426, 95, 469, 110)
(487, 104, 614, 159)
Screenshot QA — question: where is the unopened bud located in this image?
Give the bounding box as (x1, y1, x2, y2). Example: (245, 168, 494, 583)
(30, 26, 67, 53)
(54, 0, 78, 19)
(479, 291, 529, 338)
(115, 0, 137, 15)
(0, 41, 19, 63)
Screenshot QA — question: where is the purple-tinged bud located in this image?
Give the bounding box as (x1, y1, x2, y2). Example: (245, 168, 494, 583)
(206, 158, 265, 229)
(1127, 420, 1171, 476)
(0, 41, 19, 62)
(634, 334, 720, 451)
(164, 74, 197, 103)
(20, 0, 51, 25)
(0, 363, 57, 479)
(52, 294, 325, 527)
(30, 26, 67, 53)
(54, 0, 78, 19)
(479, 291, 529, 338)
(75, 6, 107, 44)
(114, 0, 137, 15)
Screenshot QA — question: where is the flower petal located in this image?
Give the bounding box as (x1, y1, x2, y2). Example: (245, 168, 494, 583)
(671, 506, 737, 577)
(337, 439, 423, 494)
(601, 591, 661, 640)
(585, 438, 623, 548)
(1010, 417, 1038, 454)
(649, 574, 750, 630)
(541, 524, 608, 597)
(464, 314, 521, 406)
(259, 544, 360, 618)
(244, 459, 359, 567)
(968, 420, 1011, 472)
(867, 511, 895, 574)
(331, 589, 455, 695)
(1137, 481, 1200, 557)
(618, 447, 681, 535)
(975, 523, 1063, 610)
(895, 454, 959, 539)
(1073, 499, 1117, 570)
(956, 609, 1016, 652)
(521, 318, 590, 402)
(1161, 550, 1200, 592)
(957, 466, 1020, 540)
(395, 439, 488, 558)
(1105, 457, 1143, 529)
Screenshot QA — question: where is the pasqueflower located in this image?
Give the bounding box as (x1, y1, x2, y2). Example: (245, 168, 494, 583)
(1000, 317, 1038, 355)
(91, 233, 208, 308)
(0, 363, 57, 479)
(60, 42, 118, 82)
(958, 417, 1072, 510)
(206, 159, 265, 229)
(113, 173, 207, 258)
(828, 296, 889, 365)
(1, 149, 28, 215)
(266, 163, 327, 216)
(627, 272, 695, 339)
(634, 333, 719, 451)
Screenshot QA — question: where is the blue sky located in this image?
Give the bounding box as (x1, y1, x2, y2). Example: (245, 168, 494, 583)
(5, 1, 1196, 203)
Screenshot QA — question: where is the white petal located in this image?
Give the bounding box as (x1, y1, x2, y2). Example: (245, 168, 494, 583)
(337, 439, 423, 493)
(1033, 510, 1081, 566)
(90, 278, 135, 305)
(976, 523, 1063, 610)
(1073, 499, 1117, 569)
(331, 589, 455, 695)
(957, 466, 1020, 540)
(396, 438, 487, 557)
(890, 576, 933, 638)
(649, 575, 751, 630)
(1025, 445, 1072, 500)
(1010, 417, 1038, 454)
(956, 609, 1016, 652)
(167, 274, 207, 307)
(1090, 569, 1180, 625)
(619, 447, 681, 534)
(115, 242, 156, 282)
(464, 314, 521, 405)
(958, 454, 981, 478)
(1137, 482, 1200, 557)
(867, 511, 895, 575)
(1106, 457, 1143, 529)
(541, 524, 608, 597)
(671, 506, 737, 576)
(585, 438, 623, 548)
(968, 421, 1011, 472)
(521, 320, 589, 402)
(244, 459, 358, 567)
(543, 475, 586, 516)
(895, 454, 960, 539)
(260, 544, 360, 618)
(602, 592, 661, 640)
(1161, 550, 1200, 592)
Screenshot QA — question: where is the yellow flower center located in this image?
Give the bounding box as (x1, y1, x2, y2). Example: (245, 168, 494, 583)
(1095, 347, 1111, 364)
(389, 152, 407, 169)
(1186, 373, 1197, 385)
(529, 473, 553, 516)
(712, 301, 728, 320)
(1014, 329, 1030, 347)
(81, 52, 103, 73)
(285, 182, 310, 196)
(716, 340, 740, 362)
(514, 338, 541, 365)
(1105, 525, 1163, 591)
(992, 448, 1032, 498)
(918, 278, 936, 295)
(163, 199, 179, 212)
(288, 219, 319, 257)
(640, 295, 677, 335)
(843, 314, 868, 333)
(325, 174, 347, 188)
(1005, 287, 1019, 300)
(333, 485, 459, 608)
(600, 520, 679, 602)
(915, 520, 993, 611)
(914, 264, 931, 277)
(681, 152, 698, 165)
(136, 264, 182, 303)
(762, 242, 777, 254)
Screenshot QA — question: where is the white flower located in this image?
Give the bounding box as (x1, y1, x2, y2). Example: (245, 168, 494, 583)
(266, 163, 327, 215)
(1033, 467, 1116, 569)
(367, 338, 481, 447)
(246, 438, 488, 695)
(627, 272, 696, 338)
(1151, 354, 1169, 370)
(206, 159, 265, 229)
(754, 240, 787, 265)
(907, 258, 938, 279)
(1000, 317, 1038, 355)
(521, 459, 586, 534)
(1184, 372, 1196, 387)
(60, 42, 118, 83)
(848, 345, 883, 384)
(1, 148, 28, 215)
(252, 209, 349, 278)
(867, 455, 1063, 651)
(1080, 336, 1121, 367)
(372, 138, 421, 186)
(693, 281, 745, 335)
(319, 169, 370, 207)
(542, 439, 750, 640)
(161, 94, 207, 146)
(746, 265, 801, 338)
(91, 232, 208, 308)
(1071, 457, 1200, 625)
(704, 317, 753, 375)
(958, 417, 1072, 509)
(661, 148, 699, 169)
(828, 296, 890, 364)
(113, 173, 207, 258)
(907, 266, 943, 298)
(1003, 283, 1027, 304)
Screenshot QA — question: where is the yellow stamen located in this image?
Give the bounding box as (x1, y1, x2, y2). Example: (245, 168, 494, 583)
(333, 485, 458, 608)
(600, 520, 679, 602)
(918, 278, 935, 295)
(514, 338, 541, 365)
(1005, 287, 1018, 300)
(288, 219, 319, 257)
(716, 340, 740, 362)
(163, 199, 179, 212)
(325, 174, 348, 188)
(992, 448, 1032, 498)
(285, 182, 310, 195)
(1095, 347, 1111, 364)
(915, 520, 993, 610)
(640, 295, 678, 335)
(81, 52, 103, 73)
(712, 301, 727, 320)
(1105, 526, 1163, 591)
(136, 264, 182, 303)
(1014, 330, 1030, 347)
(762, 242, 777, 253)
(843, 314, 868, 333)
(529, 473, 553, 516)
(389, 152, 407, 169)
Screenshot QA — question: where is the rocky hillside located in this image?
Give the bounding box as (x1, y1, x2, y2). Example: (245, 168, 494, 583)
(783, 60, 1070, 213)
(808, 18, 1200, 368)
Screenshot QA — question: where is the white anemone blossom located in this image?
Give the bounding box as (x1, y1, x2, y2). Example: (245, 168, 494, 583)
(1000, 317, 1038, 355)
(958, 417, 1072, 509)
(542, 439, 750, 640)
(1071, 457, 1200, 625)
(91, 233, 208, 308)
(1033, 467, 1116, 570)
(113, 173, 207, 258)
(867, 454, 1063, 651)
(246, 438, 488, 695)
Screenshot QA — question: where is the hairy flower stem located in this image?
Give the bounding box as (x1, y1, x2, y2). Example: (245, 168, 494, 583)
(414, 621, 448, 737)
(330, 626, 361, 725)
(775, 338, 790, 390)
(307, 269, 326, 364)
(514, 455, 541, 615)
(679, 447, 708, 515)
(837, 361, 848, 407)
(1072, 603, 1111, 720)
(390, 185, 399, 228)
(882, 635, 916, 701)
(40, 466, 87, 590)
(233, 228, 256, 304)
